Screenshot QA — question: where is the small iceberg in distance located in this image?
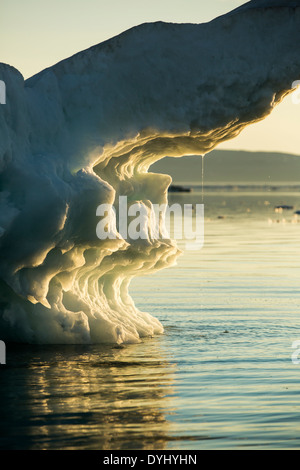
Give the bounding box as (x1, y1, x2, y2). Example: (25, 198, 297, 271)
(168, 185, 192, 193)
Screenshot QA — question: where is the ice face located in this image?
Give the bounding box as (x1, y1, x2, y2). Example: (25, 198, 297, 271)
(0, 2, 300, 343)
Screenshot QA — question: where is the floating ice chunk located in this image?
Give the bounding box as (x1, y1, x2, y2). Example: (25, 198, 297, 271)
(1, 1, 300, 343)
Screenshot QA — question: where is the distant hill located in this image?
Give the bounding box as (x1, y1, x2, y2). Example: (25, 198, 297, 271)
(151, 150, 300, 184)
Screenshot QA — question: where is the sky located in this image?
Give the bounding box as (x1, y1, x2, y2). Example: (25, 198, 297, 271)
(1, 0, 300, 155)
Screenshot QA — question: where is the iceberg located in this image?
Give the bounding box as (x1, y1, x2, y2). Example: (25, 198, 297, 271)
(0, 0, 300, 344)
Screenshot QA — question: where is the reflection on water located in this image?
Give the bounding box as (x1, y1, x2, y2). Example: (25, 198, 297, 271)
(0, 341, 176, 450)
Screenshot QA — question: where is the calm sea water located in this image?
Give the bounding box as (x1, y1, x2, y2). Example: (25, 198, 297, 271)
(1, 186, 300, 450)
